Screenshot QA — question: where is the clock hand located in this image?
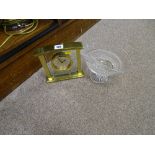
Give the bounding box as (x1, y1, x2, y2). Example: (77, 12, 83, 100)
(58, 57, 66, 63)
(58, 57, 63, 63)
(61, 59, 66, 63)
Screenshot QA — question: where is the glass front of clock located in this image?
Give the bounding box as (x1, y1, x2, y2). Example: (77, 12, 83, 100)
(50, 51, 75, 76)
(51, 52, 72, 71)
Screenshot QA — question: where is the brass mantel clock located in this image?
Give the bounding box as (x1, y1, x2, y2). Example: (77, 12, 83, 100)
(34, 42, 84, 83)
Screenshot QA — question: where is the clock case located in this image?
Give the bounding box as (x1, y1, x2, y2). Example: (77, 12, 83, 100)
(34, 42, 84, 83)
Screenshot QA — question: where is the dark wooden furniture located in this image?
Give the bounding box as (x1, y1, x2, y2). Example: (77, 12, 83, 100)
(0, 19, 99, 100)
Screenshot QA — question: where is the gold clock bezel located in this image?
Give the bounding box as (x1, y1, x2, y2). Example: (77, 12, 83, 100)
(51, 52, 73, 71)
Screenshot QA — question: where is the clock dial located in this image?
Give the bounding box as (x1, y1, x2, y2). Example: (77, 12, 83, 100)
(51, 52, 72, 71)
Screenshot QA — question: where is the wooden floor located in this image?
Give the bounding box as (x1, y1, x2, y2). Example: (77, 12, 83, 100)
(0, 19, 99, 100)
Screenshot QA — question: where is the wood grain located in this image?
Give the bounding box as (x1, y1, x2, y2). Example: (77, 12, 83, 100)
(0, 20, 53, 56)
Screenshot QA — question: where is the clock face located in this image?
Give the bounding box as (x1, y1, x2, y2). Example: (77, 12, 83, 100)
(51, 52, 72, 71)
